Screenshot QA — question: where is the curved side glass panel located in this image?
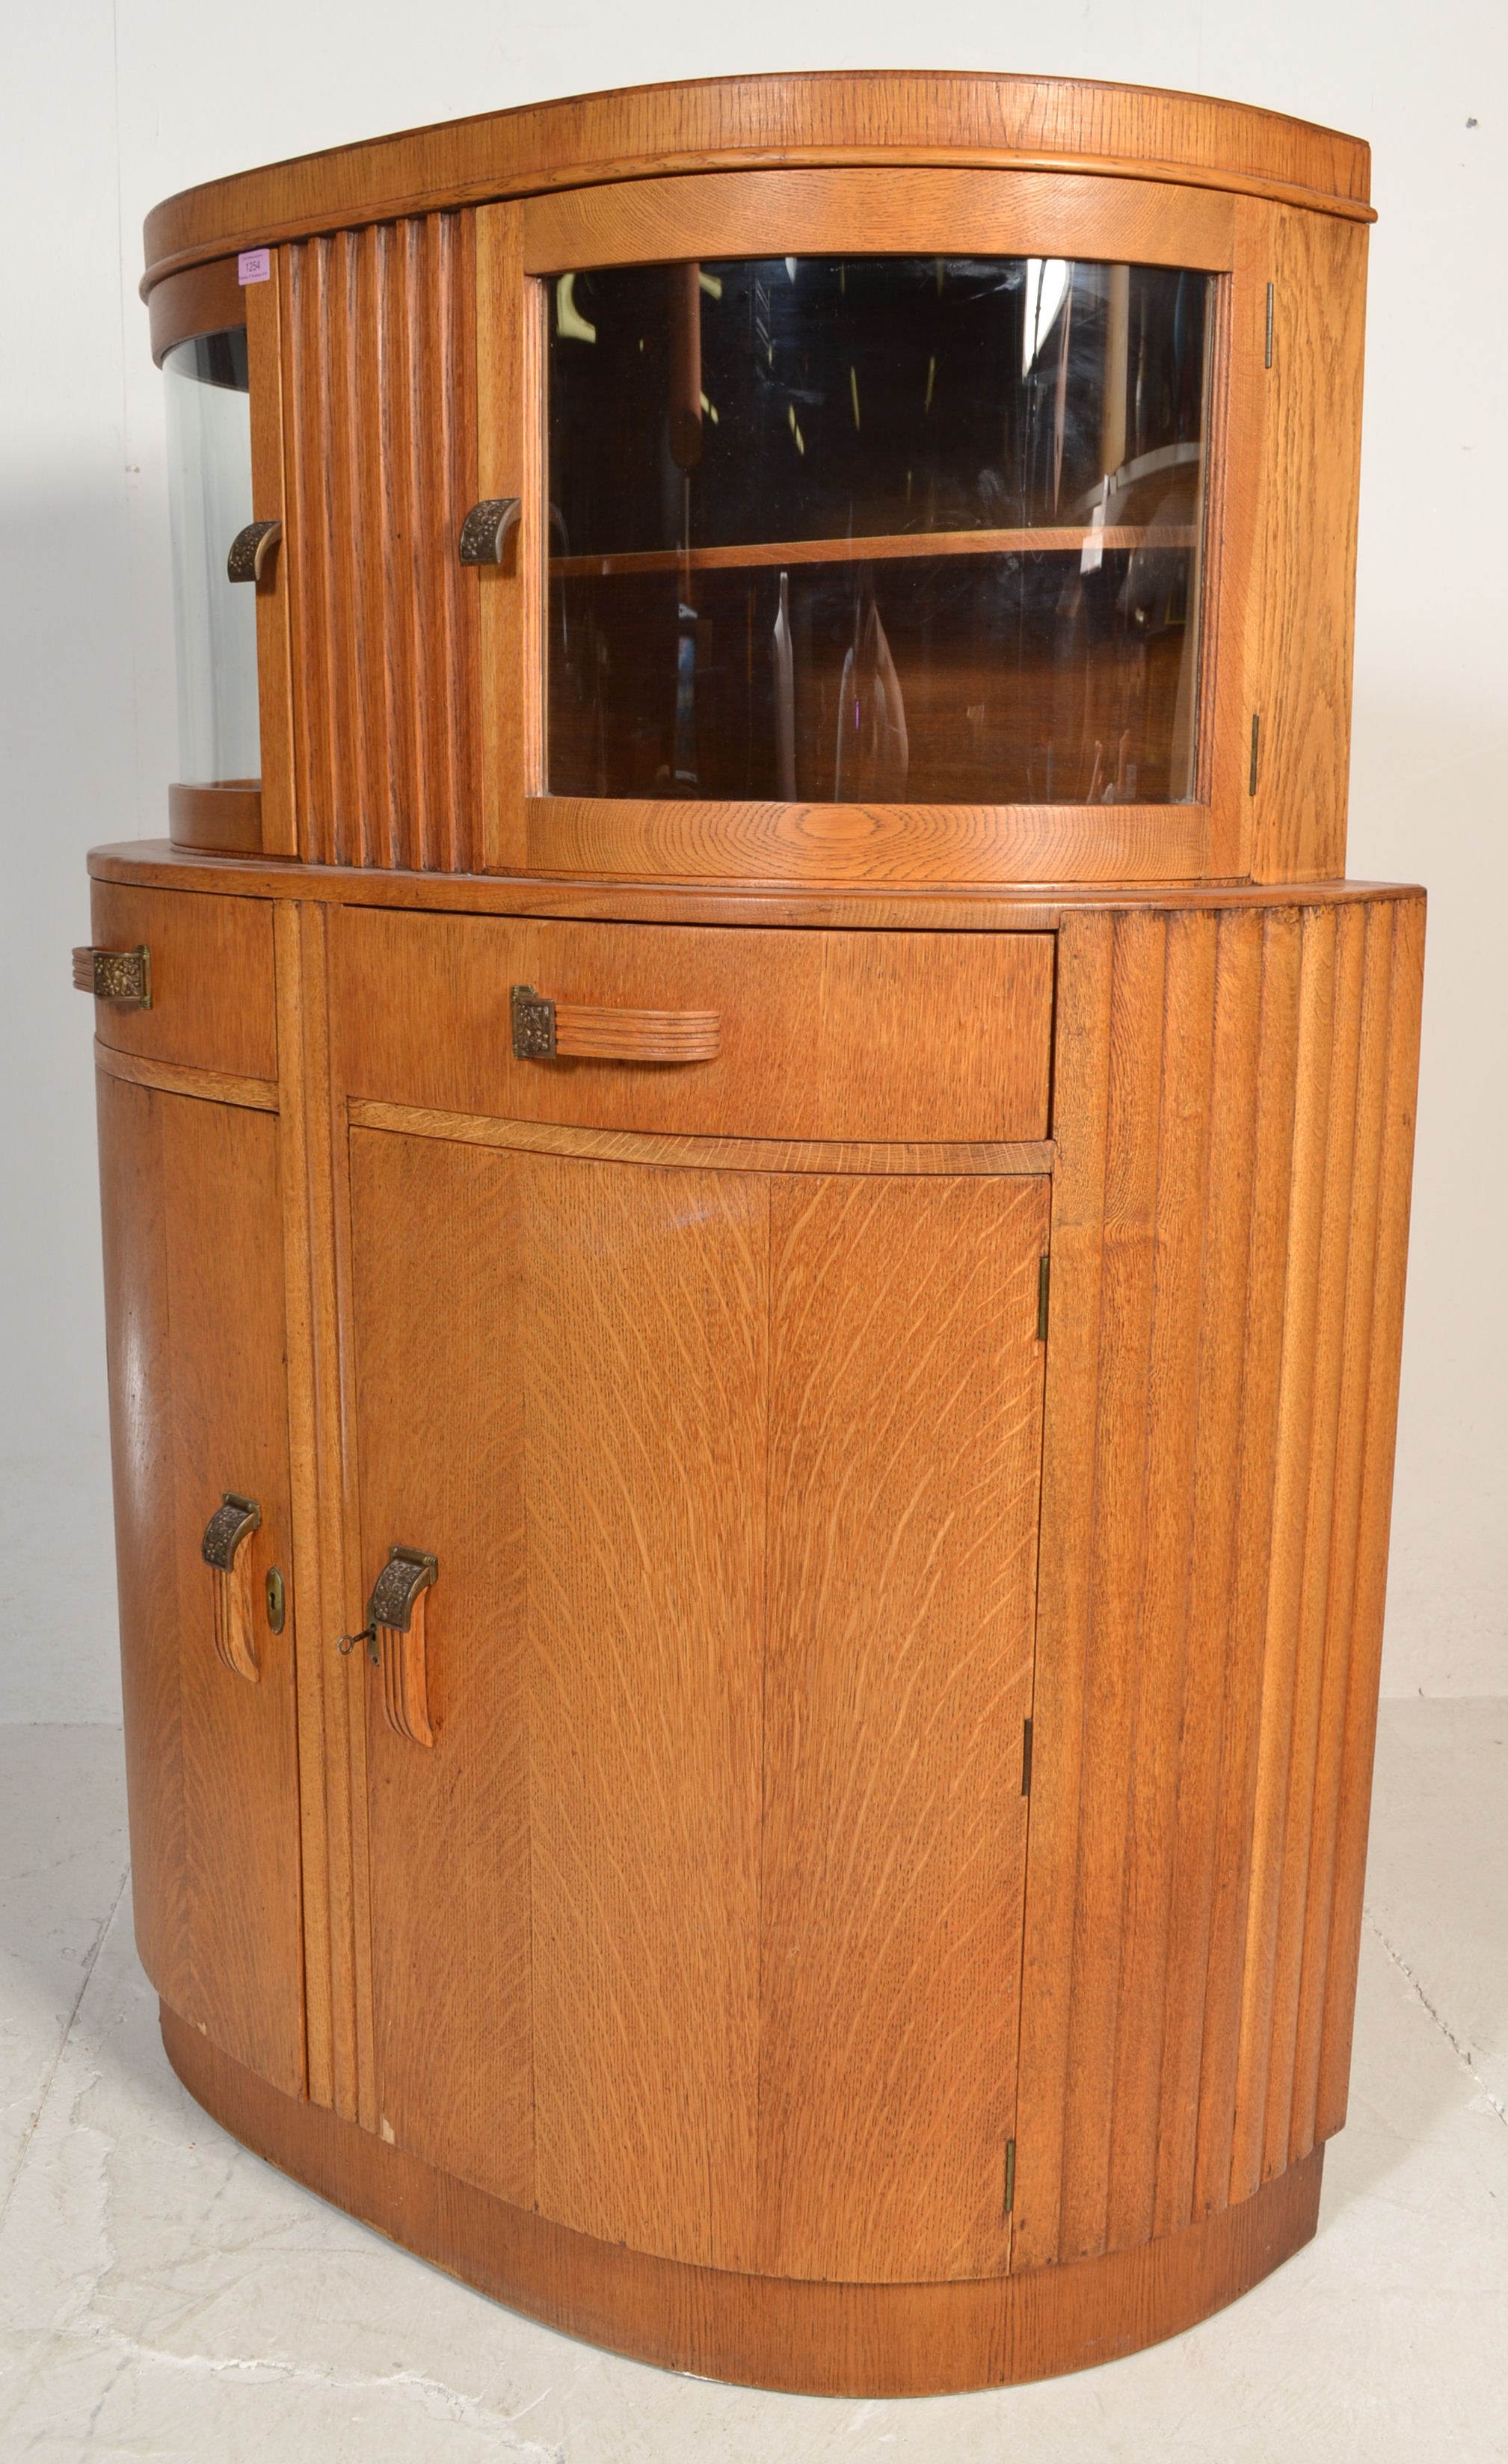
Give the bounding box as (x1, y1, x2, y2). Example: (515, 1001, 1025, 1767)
(163, 328, 259, 786)
(548, 256, 1212, 804)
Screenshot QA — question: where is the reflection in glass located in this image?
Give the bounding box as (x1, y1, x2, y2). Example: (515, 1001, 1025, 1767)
(163, 328, 259, 786)
(548, 256, 1212, 804)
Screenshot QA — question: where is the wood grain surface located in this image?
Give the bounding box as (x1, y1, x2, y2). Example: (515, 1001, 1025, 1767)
(758, 1174, 1049, 2282)
(348, 1128, 534, 2204)
(166, 783, 265, 857)
(331, 908, 1054, 1142)
(141, 73, 1373, 292)
(278, 214, 480, 869)
(526, 795, 1212, 889)
(346, 1096, 1053, 1179)
(245, 260, 297, 858)
(87, 882, 277, 1079)
(476, 201, 545, 872)
(162, 2003, 1326, 2397)
(522, 165, 1236, 274)
(93, 1040, 279, 1114)
(89, 840, 1421, 928)
(523, 1156, 766, 2267)
(96, 1077, 303, 2097)
(1012, 893, 1424, 2270)
(1245, 208, 1370, 882)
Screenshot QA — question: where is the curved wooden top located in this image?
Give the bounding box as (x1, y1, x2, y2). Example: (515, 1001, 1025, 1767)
(142, 71, 1372, 295)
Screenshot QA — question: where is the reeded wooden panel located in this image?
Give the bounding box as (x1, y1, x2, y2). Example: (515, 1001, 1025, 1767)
(758, 1174, 1049, 2283)
(1013, 893, 1423, 2270)
(525, 1155, 766, 2270)
(96, 1077, 304, 2097)
(280, 214, 480, 869)
(348, 1129, 533, 2206)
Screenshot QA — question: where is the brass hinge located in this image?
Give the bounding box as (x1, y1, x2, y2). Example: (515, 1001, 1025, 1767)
(1021, 1717, 1033, 1796)
(1003, 2138, 1017, 2217)
(1264, 281, 1275, 369)
(1036, 1254, 1050, 1343)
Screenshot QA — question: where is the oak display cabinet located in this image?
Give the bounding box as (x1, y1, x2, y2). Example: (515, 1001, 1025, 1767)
(80, 75, 1423, 2397)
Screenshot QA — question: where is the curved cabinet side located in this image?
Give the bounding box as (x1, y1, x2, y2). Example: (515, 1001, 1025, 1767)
(1017, 893, 1424, 2267)
(96, 1071, 306, 2097)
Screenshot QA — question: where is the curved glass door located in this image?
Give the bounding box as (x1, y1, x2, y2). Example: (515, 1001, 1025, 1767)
(163, 327, 259, 787)
(548, 256, 1212, 805)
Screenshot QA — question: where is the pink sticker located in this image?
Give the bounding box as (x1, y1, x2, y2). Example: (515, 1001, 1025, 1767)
(237, 248, 271, 285)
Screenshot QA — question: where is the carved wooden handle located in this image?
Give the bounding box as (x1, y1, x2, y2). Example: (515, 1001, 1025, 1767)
(511, 985, 719, 1063)
(357, 1547, 438, 1748)
(202, 1494, 261, 1683)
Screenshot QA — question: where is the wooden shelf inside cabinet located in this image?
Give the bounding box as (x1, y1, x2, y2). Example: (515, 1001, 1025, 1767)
(93, 67, 1415, 2406)
(552, 524, 1201, 579)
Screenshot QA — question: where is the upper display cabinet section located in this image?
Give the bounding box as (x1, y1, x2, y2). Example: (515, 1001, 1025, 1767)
(139, 74, 1373, 887)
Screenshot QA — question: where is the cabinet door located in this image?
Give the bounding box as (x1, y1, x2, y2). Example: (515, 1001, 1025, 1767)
(348, 1127, 1047, 2279)
(97, 1076, 304, 2097)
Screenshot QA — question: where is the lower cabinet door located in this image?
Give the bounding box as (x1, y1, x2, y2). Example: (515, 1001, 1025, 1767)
(96, 1075, 304, 2097)
(348, 1127, 1048, 2280)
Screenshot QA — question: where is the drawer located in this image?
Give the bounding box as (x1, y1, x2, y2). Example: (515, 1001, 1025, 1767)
(333, 910, 1053, 1143)
(87, 884, 278, 1082)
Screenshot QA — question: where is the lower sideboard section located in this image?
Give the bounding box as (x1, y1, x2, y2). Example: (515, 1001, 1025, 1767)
(161, 2000, 1323, 2398)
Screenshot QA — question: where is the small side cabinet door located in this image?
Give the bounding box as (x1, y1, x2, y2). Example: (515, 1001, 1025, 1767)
(96, 1076, 304, 2097)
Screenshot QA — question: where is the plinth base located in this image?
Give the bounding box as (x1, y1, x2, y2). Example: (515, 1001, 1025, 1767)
(161, 2001, 1324, 2397)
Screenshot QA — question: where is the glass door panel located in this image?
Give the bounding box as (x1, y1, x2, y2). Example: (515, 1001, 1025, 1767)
(548, 255, 1212, 806)
(163, 327, 259, 787)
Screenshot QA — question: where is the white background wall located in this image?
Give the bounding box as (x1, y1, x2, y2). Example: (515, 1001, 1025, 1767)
(2, 1, 1502, 1719)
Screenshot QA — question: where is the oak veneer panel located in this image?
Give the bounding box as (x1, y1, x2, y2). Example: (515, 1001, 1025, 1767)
(523, 167, 1235, 274)
(96, 1077, 303, 2096)
(527, 796, 1210, 889)
(246, 262, 297, 858)
(142, 74, 1372, 291)
(348, 1130, 533, 2205)
(91, 839, 1417, 926)
(88, 883, 277, 1081)
(476, 202, 545, 872)
(147, 253, 243, 362)
(1313, 894, 1424, 2140)
(331, 908, 1053, 1142)
(524, 1156, 766, 2270)
(1246, 209, 1369, 883)
(348, 1095, 1053, 1179)
(97, 1076, 184, 2009)
(758, 1174, 1049, 2283)
(280, 215, 480, 869)
(163, 2004, 1326, 2396)
(1013, 893, 1423, 2269)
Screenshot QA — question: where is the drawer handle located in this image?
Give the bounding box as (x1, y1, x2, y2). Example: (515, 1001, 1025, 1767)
(73, 945, 151, 1008)
(202, 1492, 262, 1683)
(339, 1546, 438, 1748)
(511, 984, 720, 1064)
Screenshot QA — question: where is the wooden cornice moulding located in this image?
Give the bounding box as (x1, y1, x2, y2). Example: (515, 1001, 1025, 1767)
(141, 73, 1371, 292)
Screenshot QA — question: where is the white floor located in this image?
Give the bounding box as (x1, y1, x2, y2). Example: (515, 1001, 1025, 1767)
(0, 1707, 1504, 2463)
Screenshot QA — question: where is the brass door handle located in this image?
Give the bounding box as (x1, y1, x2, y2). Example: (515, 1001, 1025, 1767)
(340, 1547, 438, 1747)
(511, 985, 720, 1063)
(227, 519, 282, 582)
(458, 497, 521, 564)
(73, 946, 151, 1008)
(202, 1493, 262, 1682)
